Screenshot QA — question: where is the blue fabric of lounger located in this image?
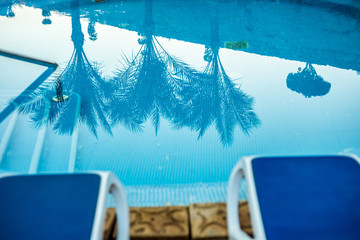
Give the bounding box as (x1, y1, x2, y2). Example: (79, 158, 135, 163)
(252, 156, 360, 240)
(0, 174, 101, 240)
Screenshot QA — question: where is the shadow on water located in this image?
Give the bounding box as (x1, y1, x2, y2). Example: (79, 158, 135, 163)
(286, 63, 331, 98)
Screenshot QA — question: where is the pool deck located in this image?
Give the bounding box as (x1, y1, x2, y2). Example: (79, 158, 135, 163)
(104, 201, 252, 240)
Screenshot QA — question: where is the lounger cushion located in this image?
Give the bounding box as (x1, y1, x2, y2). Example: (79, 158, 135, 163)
(252, 156, 360, 240)
(0, 174, 101, 240)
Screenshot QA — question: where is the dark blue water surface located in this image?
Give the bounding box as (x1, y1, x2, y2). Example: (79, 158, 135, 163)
(0, 0, 359, 205)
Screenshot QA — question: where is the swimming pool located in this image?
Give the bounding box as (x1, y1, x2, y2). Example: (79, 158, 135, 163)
(0, 0, 359, 206)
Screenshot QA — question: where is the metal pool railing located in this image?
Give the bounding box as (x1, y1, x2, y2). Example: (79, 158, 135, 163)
(0, 49, 58, 123)
(0, 49, 59, 174)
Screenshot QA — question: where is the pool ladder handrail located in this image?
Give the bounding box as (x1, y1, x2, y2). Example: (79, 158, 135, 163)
(0, 50, 81, 174)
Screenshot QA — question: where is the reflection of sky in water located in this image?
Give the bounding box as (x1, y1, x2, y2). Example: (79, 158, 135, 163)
(0, 1, 360, 204)
(0, 56, 48, 111)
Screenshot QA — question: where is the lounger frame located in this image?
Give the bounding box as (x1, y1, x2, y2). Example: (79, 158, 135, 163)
(227, 154, 360, 240)
(91, 171, 129, 240)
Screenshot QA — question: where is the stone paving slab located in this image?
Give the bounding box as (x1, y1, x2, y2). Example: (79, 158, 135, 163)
(188, 201, 252, 239)
(110, 206, 189, 240)
(104, 208, 116, 240)
(238, 201, 253, 237)
(112, 224, 117, 240)
(105, 202, 252, 239)
(189, 203, 227, 240)
(130, 206, 189, 240)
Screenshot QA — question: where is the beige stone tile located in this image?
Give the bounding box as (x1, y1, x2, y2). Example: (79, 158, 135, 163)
(109, 202, 252, 240)
(130, 206, 189, 240)
(112, 223, 117, 240)
(238, 201, 253, 237)
(103, 208, 116, 240)
(189, 202, 252, 239)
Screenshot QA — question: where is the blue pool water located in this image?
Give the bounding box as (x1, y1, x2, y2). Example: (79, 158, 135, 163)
(0, 0, 360, 206)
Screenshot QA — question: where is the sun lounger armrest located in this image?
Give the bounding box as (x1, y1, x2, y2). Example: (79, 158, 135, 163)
(0, 172, 16, 178)
(227, 160, 253, 240)
(91, 172, 129, 240)
(108, 173, 129, 240)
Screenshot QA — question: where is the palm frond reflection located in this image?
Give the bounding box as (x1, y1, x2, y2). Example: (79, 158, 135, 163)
(174, 4, 261, 147)
(14, 0, 261, 148)
(110, 0, 200, 135)
(16, 0, 113, 137)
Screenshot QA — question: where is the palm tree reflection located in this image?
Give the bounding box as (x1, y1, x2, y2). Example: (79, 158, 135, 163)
(1, 1, 15, 17)
(175, 5, 261, 147)
(17, 0, 112, 137)
(111, 0, 200, 134)
(286, 63, 331, 98)
(13, 0, 260, 147)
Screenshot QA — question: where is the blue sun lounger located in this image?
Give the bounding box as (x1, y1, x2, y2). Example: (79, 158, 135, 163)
(227, 155, 360, 240)
(0, 172, 129, 240)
